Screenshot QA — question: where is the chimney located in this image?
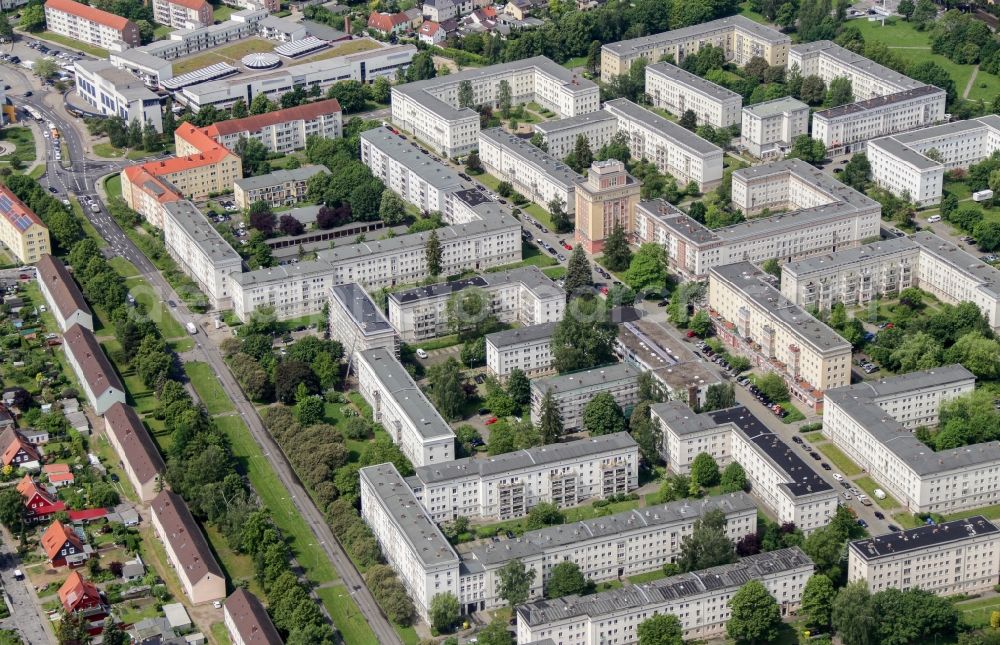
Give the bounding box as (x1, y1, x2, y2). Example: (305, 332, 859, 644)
(345, 15, 351, 36)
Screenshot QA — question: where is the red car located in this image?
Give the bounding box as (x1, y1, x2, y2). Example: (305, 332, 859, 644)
(599, 286, 609, 295)
(563, 243, 573, 250)
(485, 417, 499, 425)
(686, 330, 697, 338)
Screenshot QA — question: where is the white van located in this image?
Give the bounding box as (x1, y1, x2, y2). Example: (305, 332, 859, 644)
(928, 215, 942, 223)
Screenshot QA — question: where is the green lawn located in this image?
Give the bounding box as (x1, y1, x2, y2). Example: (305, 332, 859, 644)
(627, 568, 669, 584)
(0, 127, 36, 168)
(561, 56, 588, 69)
(204, 523, 263, 596)
(892, 512, 923, 529)
(815, 442, 864, 477)
(213, 4, 235, 21)
(93, 143, 125, 159)
(315, 587, 379, 645)
(153, 23, 172, 40)
(803, 431, 824, 443)
(108, 257, 139, 278)
(413, 334, 462, 351)
(35, 31, 108, 57)
(210, 623, 232, 645)
(853, 475, 901, 510)
(28, 165, 45, 180)
(129, 278, 188, 339)
(956, 595, 1000, 628)
(185, 361, 235, 415)
(542, 266, 567, 280)
(562, 498, 640, 523)
(944, 180, 972, 200)
(105, 174, 123, 201)
(486, 242, 559, 274)
(943, 503, 1000, 522)
(739, 0, 770, 24)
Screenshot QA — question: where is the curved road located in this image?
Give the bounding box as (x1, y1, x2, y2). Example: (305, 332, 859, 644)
(10, 78, 403, 644)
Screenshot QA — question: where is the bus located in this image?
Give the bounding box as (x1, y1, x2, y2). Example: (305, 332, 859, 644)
(23, 106, 41, 121)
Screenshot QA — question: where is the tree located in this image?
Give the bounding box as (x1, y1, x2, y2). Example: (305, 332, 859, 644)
(637, 614, 684, 645)
(545, 561, 587, 598)
(32, 57, 58, 80)
(458, 80, 475, 108)
(250, 94, 274, 115)
(727, 580, 782, 645)
(946, 332, 1000, 380)
(720, 462, 747, 493)
(677, 509, 736, 572)
(0, 12, 13, 40)
(426, 230, 442, 276)
(689, 310, 712, 337)
(142, 123, 161, 152)
(378, 190, 406, 226)
(237, 137, 271, 177)
(827, 76, 854, 107)
(583, 391, 626, 436)
(898, 0, 914, 19)
(788, 135, 826, 164)
(248, 202, 277, 235)
(446, 286, 499, 339)
(832, 582, 877, 645)
(569, 134, 594, 172)
(564, 246, 594, 297)
(755, 373, 788, 402)
(690, 452, 720, 488)
(526, 502, 564, 529)
(842, 153, 872, 191)
(279, 214, 305, 237)
(801, 573, 836, 632)
(427, 358, 467, 420)
(602, 222, 632, 272)
(465, 152, 483, 174)
(761, 258, 780, 278)
(891, 331, 943, 373)
(624, 243, 667, 293)
(549, 198, 573, 234)
(497, 559, 535, 608)
(498, 79, 512, 118)
(911, 0, 937, 27)
(537, 388, 563, 444)
(406, 51, 436, 82)
(231, 98, 248, 119)
(552, 296, 617, 372)
(908, 60, 956, 102)
(703, 383, 736, 412)
(0, 489, 24, 532)
(370, 76, 392, 104)
(274, 361, 318, 404)
(507, 369, 530, 406)
(102, 622, 130, 645)
(975, 220, 1000, 252)
(430, 593, 461, 633)
(477, 620, 514, 645)
(56, 612, 90, 644)
(19, 4, 45, 31)
(679, 109, 698, 131)
(799, 75, 827, 105)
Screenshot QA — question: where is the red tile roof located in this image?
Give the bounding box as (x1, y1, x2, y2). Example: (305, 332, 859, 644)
(17, 475, 55, 505)
(122, 168, 184, 204)
(42, 464, 71, 474)
(41, 520, 82, 560)
(44, 0, 132, 30)
(224, 589, 283, 644)
(67, 508, 107, 522)
(49, 472, 75, 484)
(200, 98, 342, 138)
(419, 21, 441, 36)
(0, 185, 44, 232)
(367, 11, 409, 31)
(58, 571, 101, 612)
(1, 427, 40, 466)
(165, 0, 209, 10)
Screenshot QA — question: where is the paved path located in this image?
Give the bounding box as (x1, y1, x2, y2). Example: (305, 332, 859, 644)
(964, 65, 980, 100)
(0, 527, 55, 645)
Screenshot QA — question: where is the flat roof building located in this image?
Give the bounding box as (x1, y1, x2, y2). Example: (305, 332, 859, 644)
(328, 283, 399, 359)
(517, 547, 814, 644)
(709, 261, 853, 411)
(485, 321, 558, 381)
(849, 516, 1000, 595)
(645, 62, 742, 129)
(530, 363, 640, 431)
(73, 60, 164, 133)
(409, 433, 639, 522)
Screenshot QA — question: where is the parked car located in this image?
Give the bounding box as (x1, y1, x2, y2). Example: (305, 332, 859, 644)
(686, 330, 697, 338)
(857, 518, 868, 528)
(810, 451, 821, 460)
(843, 492, 852, 500)
(415, 348, 429, 359)
(874, 511, 885, 520)
(792, 436, 803, 444)
(821, 462, 831, 470)
(485, 417, 499, 425)
(833, 473, 843, 481)
(888, 524, 900, 532)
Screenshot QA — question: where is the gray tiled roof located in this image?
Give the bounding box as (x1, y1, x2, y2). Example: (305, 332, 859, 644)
(360, 463, 460, 568)
(646, 62, 741, 102)
(604, 98, 722, 157)
(710, 262, 852, 354)
(233, 165, 329, 192)
(517, 547, 812, 626)
(390, 266, 563, 305)
(533, 111, 618, 136)
(850, 515, 998, 561)
(485, 321, 557, 349)
(782, 236, 918, 278)
(743, 96, 808, 119)
(362, 128, 465, 191)
(479, 128, 583, 190)
(357, 348, 455, 441)
(869, 115, 1000, 170)
(329, 283, 393, 335)
(163, 200, 242, 266)
(530, 363, 639, 396)
(602, 15, 789, 55)
(791, 40, 922, 91)
(813, 85, 944, 121)
(414, 433, 637, 484)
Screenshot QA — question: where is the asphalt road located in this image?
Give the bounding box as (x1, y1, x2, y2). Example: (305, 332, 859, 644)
(0, 530, 55, 644)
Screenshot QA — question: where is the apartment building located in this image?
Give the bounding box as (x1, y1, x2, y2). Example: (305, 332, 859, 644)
(575, 160, 642, 253)
(615, 318, 723, 409)
(178, 44, 416, 112)
(604, 98, 724, 191)
(485, 321, 557, 381)
(391, 56, 600, 157)
(709, 262, 852, 411)
(788, 40, 944, 153)
(161, 200, 243, 310)
(36, 255, 93, 333)
(224, 589, 283, 645)
(740, 96, 809, 159)
(62, 324, 126, 416)
(410, 433, 640, 522)
(387, 266, 565, 342)
(632, 160, 881, 279)
(200, 99, 343, 154)
(822, 365, 1000, 515)
(533, 111, 618, 159)
(43, 0, 139, 49)
(73, 61, 164, 133)
(152, 0, 213, 29)
(0, 185, 50, 265)
(849, 516, 1000, 595)
(654, 402, 837, 532)
(119, 169, 183, 229)
(356, 348, 455, 466)
(234, 166, 330, 209)
(479, 128, 582, 214)
(360, 461, 759, 619)
(103, 402, 164, 503)
(781, 232, 1000, 331)
(122, 125, 242, 202)
(646, 62, 742, 129)
(150, 490, 226, 604)
(868, 115, 1000, 207)
(229, 208, 521, 321)
(601, 15, 790, 82)
(328, 282, 400, 359)
(530, 363, 640, 430)
(517, 547, 813, 645)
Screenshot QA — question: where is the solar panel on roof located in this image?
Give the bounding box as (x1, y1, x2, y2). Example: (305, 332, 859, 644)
(275, 36, 329, 58)
(0, 195, 13, 213)
(161, 63, 239, 91)
(14, 215, 32, 232)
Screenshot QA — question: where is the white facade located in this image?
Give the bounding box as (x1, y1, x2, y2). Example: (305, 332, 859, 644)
(530, 363, 640, 430)
(151, 0, 213, 29)
(517, 547, 813, 645)
(328, 283, 400, 359)
(740, 96, 809, 159)
(781, 231, 1000, 331)
(823, 365, 1000, 515)
(356, 348, 455, 467)
(387, 266, 565, 342)
(533, 111, 618, 159)
(203, 100, 343, 154)
(478, 128, 581, 213)
(849, 516, 1000, 595)
(789, 40, 921, 101)
(62, 324, 127, 416)
(361, 127, 465, 215)
(868, 115, 1000, 207)
(74, 61, 164, 132)
(645, 62, 742, 129)
(604, 99, 724, 191)
(161, 201, 243, 311)
(411, 433, 639, 522)
(391, 56, 601, 157)
(654, 402, 838, 533)
(485, 321, 556, 380)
